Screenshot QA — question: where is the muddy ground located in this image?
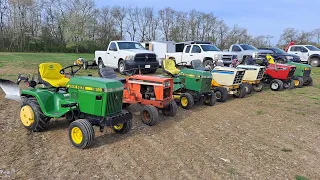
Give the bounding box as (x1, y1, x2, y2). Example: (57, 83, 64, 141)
(1, 84, 319, 180)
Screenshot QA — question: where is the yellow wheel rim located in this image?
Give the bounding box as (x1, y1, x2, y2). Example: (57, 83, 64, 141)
(71, 127, 83, 144)
(20, 105, 35, 127)
(181, 97, 188, 107)
(113, 124, 124, 130)
(294, 80, 299, 86)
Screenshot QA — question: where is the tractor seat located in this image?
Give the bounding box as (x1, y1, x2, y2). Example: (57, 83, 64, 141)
(191, 60, 209, 71)
(38, 63, 70, 88)
(99, 67, 126, 83)
(162, 59, 180, 76)
(266, 55, 275, 64)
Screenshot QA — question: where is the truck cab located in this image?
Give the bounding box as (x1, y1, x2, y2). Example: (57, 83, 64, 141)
(95, 41, 159, 75)
(287, 45, 320, 67)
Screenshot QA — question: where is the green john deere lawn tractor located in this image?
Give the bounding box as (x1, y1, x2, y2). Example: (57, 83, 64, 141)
(0, 62, 132, 149)
(162, 59, 215, 109)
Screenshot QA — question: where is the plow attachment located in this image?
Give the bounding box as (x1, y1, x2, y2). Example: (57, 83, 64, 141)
(0, 78, 21, 101)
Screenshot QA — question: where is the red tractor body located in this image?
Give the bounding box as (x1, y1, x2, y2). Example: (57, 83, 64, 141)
(265, 64, 296, 81)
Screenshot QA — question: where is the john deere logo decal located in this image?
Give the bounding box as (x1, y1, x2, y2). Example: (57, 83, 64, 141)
(49, 65, 54, 68)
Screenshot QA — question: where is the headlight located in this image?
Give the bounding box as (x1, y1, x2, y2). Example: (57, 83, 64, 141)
(286, 56, 293, 60)
(164, 81, 170, 87)
(125, 55, 135, 60)
(213, 54, 222, 60)
(304, 67, 310, 70)
(252, 52, 259, 59)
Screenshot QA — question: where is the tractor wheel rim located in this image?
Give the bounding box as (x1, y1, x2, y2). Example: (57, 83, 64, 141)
(20, 105, 35, 127)
(71, 127, 83, 144)
(181, 97, 188, 107)
(114, 124, 124, 130)
(119, 63, 125, 72)
(271, 83, 279, 89)
(294, 80, 299, 86)
(215, 92, 222, 99)
(99, 63, 103, 68)
(143, 111, 151, 123)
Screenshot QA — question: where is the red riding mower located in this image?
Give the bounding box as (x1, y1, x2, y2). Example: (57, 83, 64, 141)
(99, 67, 177, 126)
(263, 55, 296, 91)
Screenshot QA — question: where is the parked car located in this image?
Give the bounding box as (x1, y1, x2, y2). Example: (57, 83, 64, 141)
(165, 43, 237, 68)
(257, 47, 301, 63)
(95, 41, 159, 75)
(229, 44, 264, 63)
(286, 45, 320, 67)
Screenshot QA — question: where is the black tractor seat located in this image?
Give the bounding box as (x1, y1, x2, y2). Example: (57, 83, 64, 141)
(99, 67, 126, 83)
(190, 60, 210, 71)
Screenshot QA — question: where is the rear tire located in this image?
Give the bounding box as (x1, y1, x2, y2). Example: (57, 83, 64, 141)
(214, 87, 228, 102)
(141, 105, 159, 126)
(180, 93, 194, 109)
(20, 97, 51, 132)
(203, 94, 216, 106)
(162, 100, 178, 117)
(243, 82, 253, 94)
(253, 82, 263, 92)
(98, 60, 105, 69)
(112, 119, 132, 134)
(310, 57, 320, 67)
(304, 77, 313, 86)
(270, 79, 284, 91)
(69, 119, 95, 149)
(293, 77, 304, 88)
(233, 84, 246, 98)
(118, 60, 126, 75)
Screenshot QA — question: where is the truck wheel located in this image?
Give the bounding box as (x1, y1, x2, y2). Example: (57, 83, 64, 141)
(162, 100, 178, 117)
(214, 87, 228, 102)
(243, 82, 253, 94)
(203, 94, 216, 106)
(180, 93, 194, 109)
(233, 84, 246, 98)
(253, 82, 263, 92)
(293, 77, 304, 88)
(69, 119, 95, 149)
(270, 79, 284, 91)
(20, 97, 51, 132)
(304, 77, 313, 86)
(203, 59, 214, 70)
(118, 60, 126, 75)
(310, 57, 320, 67)
(141, 105, 159, 126)
(112, 119, 132, 134)
(98, 60, 105, 69)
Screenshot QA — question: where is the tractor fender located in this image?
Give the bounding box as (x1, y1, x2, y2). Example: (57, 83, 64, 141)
(21, 89, 75, 118)
(308, 54, 320, 63)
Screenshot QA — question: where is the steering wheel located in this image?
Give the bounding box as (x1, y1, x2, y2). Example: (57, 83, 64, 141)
(60, 65, 82, 76)
(176, 62, 187, 66)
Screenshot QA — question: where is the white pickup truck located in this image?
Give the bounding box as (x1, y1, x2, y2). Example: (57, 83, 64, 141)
(165, 44, 237, 68)
(286, 45, 320, 67)
(95, 41, 159, 74)
(229, 44, 262, 63)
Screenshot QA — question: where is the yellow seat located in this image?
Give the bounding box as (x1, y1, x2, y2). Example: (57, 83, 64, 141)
(266, 55, 275, 64)
(162, 59, 180, 75)
(39, 63, 70, 88)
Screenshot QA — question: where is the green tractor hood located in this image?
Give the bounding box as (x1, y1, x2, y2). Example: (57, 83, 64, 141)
(67, 76, 124, 91)
(285, 62, 311, 77)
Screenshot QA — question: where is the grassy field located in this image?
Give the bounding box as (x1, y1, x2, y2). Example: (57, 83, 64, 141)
(0, 52, 320, 179)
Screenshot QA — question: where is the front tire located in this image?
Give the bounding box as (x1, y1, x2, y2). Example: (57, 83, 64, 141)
(270, 79, 284, 91)
(304, 77, 313, 86)
(69, 119, 95, 149)
(180, 93, 194, 109)
(214, 87, 228, 102)
(243, 82, 253, 94)
(293, 77, 304, 88)
(98, 60, 105, 69)
(162, 100, 178, 117)
(310, 57, 320, 67)
(253, 82, 263, 92)
(112, 119, 132, 134)
(20, 97, 51, 132)
(233, 84, 246, 98)
(203, 94, 216, 106)
(141, 105, 159, 126)
(118, 60, 126, 75)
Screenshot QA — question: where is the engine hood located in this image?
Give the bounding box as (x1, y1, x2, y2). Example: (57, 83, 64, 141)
(120, 49, 155, 55)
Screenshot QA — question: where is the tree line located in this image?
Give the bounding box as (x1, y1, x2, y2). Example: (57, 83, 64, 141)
(0, 0, 319, 53)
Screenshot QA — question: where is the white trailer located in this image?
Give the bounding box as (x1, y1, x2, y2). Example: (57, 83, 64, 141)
(141, 41, 175, 65)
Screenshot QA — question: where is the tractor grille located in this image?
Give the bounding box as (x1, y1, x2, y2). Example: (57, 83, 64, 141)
(134, 53, 157, 62)
(233, 71, 245, 84)
(257, 68, 265, 79)
(106, 91, 123, 116)
(304, 69, 311, 76)
(201, 78, 212, 92)
(288, 67, 296, 78)
(163, 88, 171, 99)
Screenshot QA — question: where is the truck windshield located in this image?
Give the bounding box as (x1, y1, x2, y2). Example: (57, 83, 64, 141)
(240, 44, 257, 50)
(200, 45, 220, 51)
(117, 42, 146, 50)
(305, 45, 320, 51)
(272, 48, 287, 54)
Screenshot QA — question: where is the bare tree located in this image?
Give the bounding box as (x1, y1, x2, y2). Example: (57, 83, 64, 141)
(312, 28, 320, 44)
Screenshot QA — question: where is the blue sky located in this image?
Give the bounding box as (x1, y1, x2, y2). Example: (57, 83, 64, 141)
(95, 0, 319, 45)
